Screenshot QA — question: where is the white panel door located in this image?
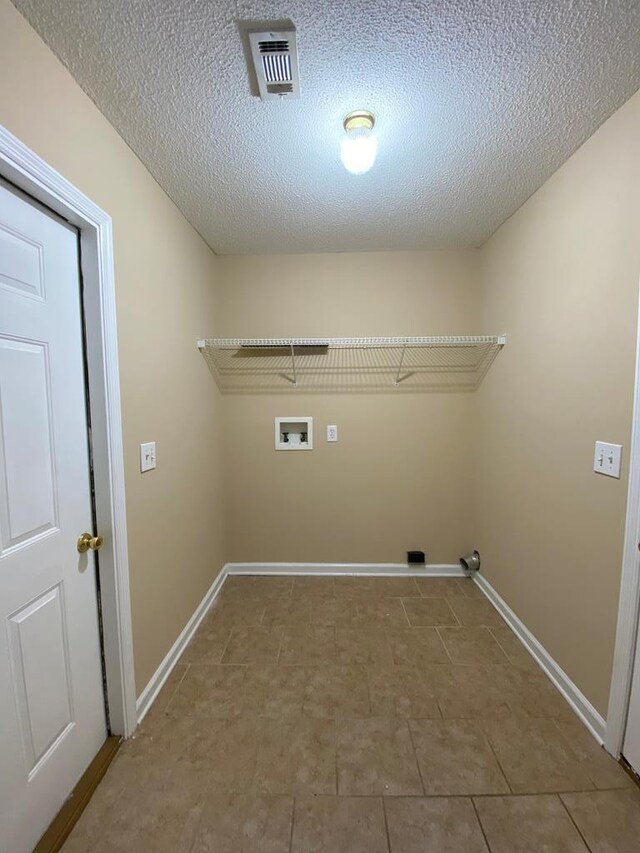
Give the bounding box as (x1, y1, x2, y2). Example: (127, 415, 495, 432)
(0, 181, 106, 853)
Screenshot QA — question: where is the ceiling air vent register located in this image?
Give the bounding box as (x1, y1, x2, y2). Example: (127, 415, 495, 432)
(248, 28, 300, 100)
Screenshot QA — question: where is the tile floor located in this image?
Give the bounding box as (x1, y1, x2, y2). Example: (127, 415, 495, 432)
(62, 575, 640, 852)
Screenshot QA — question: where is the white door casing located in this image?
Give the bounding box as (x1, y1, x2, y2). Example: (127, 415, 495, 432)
(624, 634, 640, 772)
(0, 181, 107, 853)
(0, 124, 136, 743)
(606, 278, 640, 760)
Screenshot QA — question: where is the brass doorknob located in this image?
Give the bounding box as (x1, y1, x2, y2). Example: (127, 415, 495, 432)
(77, 532, 104, 553)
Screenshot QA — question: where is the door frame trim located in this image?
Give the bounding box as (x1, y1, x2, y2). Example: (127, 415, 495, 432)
(0, 124, 137, 737)
(606, 279, 640, 757)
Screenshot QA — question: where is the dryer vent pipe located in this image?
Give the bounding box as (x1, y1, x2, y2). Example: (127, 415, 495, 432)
(460, 550, 481, 573)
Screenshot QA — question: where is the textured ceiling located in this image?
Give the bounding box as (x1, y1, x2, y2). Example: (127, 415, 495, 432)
(12, 0, 640, 254)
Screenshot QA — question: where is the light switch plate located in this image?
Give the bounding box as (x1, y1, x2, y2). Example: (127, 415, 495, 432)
(327, 424, 338, 442)
(140, 441, 156, 473)
(594, 441, 622, 478)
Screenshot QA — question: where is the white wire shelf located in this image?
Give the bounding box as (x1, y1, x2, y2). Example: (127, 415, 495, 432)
(197, 336, 506, 393)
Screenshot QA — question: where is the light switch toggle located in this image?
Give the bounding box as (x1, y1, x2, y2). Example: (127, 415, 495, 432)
(594, 441, 622, 479)
(140, 441, 157, 472)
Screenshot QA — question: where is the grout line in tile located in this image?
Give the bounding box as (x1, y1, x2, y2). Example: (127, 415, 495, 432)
(482, 729, 513, 795)
(364, 663, 374, 717)
(217, 628, 235, 663)
(172, 660, 190, 693)
(470, 790, 563, 799)
(446, 598, 461, 626)
(161, 662, 191, 716)
(247, 746, 262, 797)
(288, 796, 296, 853)
(179, 789, 618, 801)
(486, 626, 515, 662)
(399, 598, 412, 627)
(468, 783, 611, 797)
(275, 626, 285, 664)
(122, 769, 630, 804)
(548, 718, 600, 792)
(557, 793, 595, 853)
(334, 717, 340, 796)
(381, 795, 393, 853)
(434, 626, 454, 664)
(470, 796, 492, 852)
(255, 601, 268, 625)
(572, 784, 640, 793)
(405, 719, 426, 797)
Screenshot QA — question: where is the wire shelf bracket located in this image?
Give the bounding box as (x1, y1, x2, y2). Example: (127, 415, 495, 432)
(197, 336, 507, 394)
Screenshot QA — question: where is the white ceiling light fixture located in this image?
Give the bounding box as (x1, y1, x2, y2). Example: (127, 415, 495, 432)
(340, 110, 377, 175)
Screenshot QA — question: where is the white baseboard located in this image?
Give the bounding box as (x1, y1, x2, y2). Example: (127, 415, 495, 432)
(225, 562, 464, 577)
(474, 572, 607, 744)
(136, 565, 229, 724)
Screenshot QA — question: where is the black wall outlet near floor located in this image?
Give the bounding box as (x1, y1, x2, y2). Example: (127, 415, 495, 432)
(407, 550, 426, 565)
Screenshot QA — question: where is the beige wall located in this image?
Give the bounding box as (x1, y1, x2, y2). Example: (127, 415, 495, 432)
(0, 0, 225, 694)
(475, 89, 640, 716)
(216, 252, 480, 563)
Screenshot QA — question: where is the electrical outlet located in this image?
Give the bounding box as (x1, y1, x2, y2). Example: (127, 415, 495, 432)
(327, 424, 338, 442)
(140, 441, 156, 473)
(594, 441, 622, 478)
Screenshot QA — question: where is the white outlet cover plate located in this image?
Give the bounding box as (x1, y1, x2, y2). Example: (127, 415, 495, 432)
(594, 441, 622, 478)
(140, 441, 156, 472)
(327, 424, 338, 442)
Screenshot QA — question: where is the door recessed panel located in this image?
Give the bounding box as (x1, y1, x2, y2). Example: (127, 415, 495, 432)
(0, 223, 45, 301)
(0, 337, 58, 554)
(8, 584, 74, 774)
